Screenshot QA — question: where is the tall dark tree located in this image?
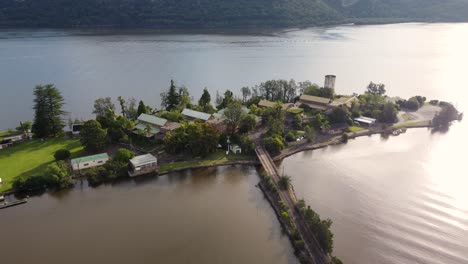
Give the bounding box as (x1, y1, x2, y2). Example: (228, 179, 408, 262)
(117, 96, 126, 117)
(32, 84, 66, 138)
(217, 89, 234, 110)
(162, 79, 179, 111)
(137, 100, 147, 116)
(198, 88, 211, 108)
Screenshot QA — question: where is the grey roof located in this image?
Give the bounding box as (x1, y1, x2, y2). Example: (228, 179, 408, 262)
(71, 153, 109, 165)
(137, 114, 167, 127)
(181, 109, 211, 121)
(130, 154, 157, 167)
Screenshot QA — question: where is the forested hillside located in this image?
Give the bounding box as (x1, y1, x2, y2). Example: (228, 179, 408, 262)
(0, 0, 467, 28)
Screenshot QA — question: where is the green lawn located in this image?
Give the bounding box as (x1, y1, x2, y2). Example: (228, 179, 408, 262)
(287, 108, 304, 115)
(160, 151, 253, 173)
(394, 121, 427, 128)
(0, 138, 84, 192)
(348, 126, 365, 132)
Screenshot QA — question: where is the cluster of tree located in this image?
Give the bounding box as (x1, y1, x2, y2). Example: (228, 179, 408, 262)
(397, 96, 426, 111)
(13, 161, 73, 192)
(85, 148, 135, 186)
(301, 82, 334, 99)
(262, 103, 286, 154)
(32, 84, 66, 138)
(80, 97, 139, 152)
(164, 122, 220, 157)
(356, 82, 398, 123)
(328, 106, 352, 124)
(432, 102, 463, 129)
(296, 199, 335, 254)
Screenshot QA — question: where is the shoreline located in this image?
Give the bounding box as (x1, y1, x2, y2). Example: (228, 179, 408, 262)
(1, 124, 431, 196)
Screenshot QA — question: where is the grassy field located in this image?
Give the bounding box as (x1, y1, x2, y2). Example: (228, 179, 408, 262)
(348, 126, 365, 132)
(0, 139, 84, 192)
(160, 151, 253, 173)
(394, 121, 428, 128)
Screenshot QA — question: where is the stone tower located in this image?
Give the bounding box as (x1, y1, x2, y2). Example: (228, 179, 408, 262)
(324, 75, 336, 91)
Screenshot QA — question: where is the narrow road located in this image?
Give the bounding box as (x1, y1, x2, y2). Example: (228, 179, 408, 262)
(255, 146, 330, 264)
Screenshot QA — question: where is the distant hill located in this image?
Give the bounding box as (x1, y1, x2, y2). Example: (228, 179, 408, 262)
(0, 0, 467, 28)
(327, 0, 468, 23)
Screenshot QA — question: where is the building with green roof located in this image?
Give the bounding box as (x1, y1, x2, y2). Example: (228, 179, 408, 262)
(71, 153, 109, 171)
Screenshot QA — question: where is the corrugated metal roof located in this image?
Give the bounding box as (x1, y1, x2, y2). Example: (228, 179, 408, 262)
(299, 95, 331, 104)
(135, 123, 160, 134)
(181, 109, 211, 121)
(130, 154, 157, 167)
(137, 114, 167, 127)
(354, 116, 376, 124)
(258, 99, 276, 108)
(71, 153, 109, 165)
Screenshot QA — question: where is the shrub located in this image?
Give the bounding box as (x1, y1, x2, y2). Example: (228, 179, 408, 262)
(341, 133, 349, 143)
(114, 148, 135, 163)
(13, 161, 72, 191)
(279, 175, 291, 190)
(285, 131, 296, 142)
(54, 149, 71, 161)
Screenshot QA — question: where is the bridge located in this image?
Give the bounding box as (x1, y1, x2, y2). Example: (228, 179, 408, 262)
(255, 146, 330, 264)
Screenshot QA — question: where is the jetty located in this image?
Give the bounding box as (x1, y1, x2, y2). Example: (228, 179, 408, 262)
(0, 198, 28, 210)
(255, 146, 330, 264)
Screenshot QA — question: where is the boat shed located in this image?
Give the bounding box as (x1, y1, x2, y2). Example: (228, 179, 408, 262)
(71, 153, 109, 171)
(128, 154, 159, 177)
(354, 116, 376, 126)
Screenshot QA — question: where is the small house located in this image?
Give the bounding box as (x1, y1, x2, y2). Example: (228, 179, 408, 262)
(134, 113, 168, 137)
(181, 108, 212, 122)
(229, 144, 242, 154)
(258, 100, 293, 110)
(71, 153, 109, 171)
(128, 154, 159, 177)
(354, 116, 376, 126)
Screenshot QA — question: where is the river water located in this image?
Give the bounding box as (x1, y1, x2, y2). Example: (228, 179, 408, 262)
(1, 23, 467, 129)
(281, 123, 468, 264)
(0, 166, 298, 264)
(1, 23, 468, 264)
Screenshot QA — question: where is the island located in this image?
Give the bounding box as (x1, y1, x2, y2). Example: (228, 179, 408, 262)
(0, 75, 462, 264)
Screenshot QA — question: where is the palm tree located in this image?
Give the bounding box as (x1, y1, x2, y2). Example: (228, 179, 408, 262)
(144, 124, 153, 137)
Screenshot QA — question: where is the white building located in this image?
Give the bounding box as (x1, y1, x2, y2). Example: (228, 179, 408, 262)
(71, 153, 109, 171)
(128, 154, 159, 177)
(229, 144, 242, 154)
(354, 116, 376, 126)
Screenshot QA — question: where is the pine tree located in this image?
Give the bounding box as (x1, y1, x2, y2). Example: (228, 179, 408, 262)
(166, 79, 179, 111)
(32, 84, 66, 138)
(198, 88, 211, 108)
(137, 100, 147, 116)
